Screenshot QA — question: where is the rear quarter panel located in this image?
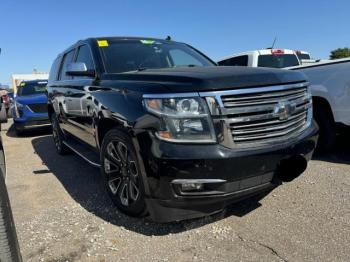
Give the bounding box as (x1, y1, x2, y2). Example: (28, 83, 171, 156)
(297, 61, 350, 126)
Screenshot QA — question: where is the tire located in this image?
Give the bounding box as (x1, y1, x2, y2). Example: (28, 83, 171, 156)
(13, 125, 23, 137)
(51, 112, 70, 155)
(314, 106, 336, 151)
(100, 128, 146, 217)
(0, 175, 22, 262)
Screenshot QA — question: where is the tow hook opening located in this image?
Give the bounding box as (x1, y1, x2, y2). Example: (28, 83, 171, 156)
(276, 155, 307, 182)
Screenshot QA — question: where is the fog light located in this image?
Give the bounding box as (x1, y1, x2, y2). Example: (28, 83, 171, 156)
(181, 183, 204, 192)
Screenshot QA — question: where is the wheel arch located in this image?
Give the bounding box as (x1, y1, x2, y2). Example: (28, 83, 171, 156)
(47, 103, 54, 120)
(312, 96, 335, 122)
(96, 117, 128, 148)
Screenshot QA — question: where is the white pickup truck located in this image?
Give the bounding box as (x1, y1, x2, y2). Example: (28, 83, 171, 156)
(218, 49, 302, 68)
(289, 58, 350, 149)
(218, 50, 350, 150)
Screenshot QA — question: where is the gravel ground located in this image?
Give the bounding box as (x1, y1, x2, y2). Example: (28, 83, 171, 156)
(2, 120, 349, 262)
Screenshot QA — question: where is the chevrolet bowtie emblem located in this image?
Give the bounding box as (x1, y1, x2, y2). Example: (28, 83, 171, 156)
(274, 101, 296, 120)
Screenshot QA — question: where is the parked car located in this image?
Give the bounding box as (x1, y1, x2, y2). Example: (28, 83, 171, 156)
(218, 49, 301, 68)
(12, 80, 50, 135)
(289, 58, 350, 150)
(0, 101, 22, 262)
(47, 37, 318, 222)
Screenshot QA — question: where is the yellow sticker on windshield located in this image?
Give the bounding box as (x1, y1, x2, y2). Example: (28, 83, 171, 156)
(20, 82, 26, 87)
(97, 40, 109, 47)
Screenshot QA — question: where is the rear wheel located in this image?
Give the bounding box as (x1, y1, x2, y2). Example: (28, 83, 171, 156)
(101, 129, 146, 217)
(51, 112, 70, 155)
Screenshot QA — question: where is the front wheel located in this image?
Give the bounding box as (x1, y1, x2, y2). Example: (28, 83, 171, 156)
(14, 124, 24, 137)
(100, 128, 146, 217)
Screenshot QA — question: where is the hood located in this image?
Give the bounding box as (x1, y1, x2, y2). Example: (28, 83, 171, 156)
(104, 66, 307, 92)
(15, 93, 48, 105)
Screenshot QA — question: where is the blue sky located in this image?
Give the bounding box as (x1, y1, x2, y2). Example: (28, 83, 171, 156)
(0, 0, 348, 85)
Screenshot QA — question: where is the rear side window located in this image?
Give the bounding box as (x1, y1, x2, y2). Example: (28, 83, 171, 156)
(218, 56, 248, 66)
(74, 45, 95, 78)
(258, 54, 299, 68)
(49, 57, 61, 82)
(297, 53, 311, 60)
(59, 50, 75, 80)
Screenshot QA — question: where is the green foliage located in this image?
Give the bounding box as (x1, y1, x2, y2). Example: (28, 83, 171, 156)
(330, 48, 350, 60)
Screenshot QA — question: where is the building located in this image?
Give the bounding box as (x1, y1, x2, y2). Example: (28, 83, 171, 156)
(11, 71, 49, 93)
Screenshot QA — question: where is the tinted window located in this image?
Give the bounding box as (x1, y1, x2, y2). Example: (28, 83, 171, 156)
(168, 49, 202, 66)
(49, 57, 61, 82)
(75, 45, 95, 78)
(17, 82, 48, 96)
(297, 53, 311, 60)
(258, 54, 299, 68)
(218, 56, 248, 66)
(99, 40, 215, 73)
(59, 50, 75, 80)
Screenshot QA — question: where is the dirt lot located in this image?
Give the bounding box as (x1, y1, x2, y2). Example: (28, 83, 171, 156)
(2, 120, 349, 262)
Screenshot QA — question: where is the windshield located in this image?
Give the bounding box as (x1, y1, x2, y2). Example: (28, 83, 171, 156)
(99, 39, 215, 73)
(258, 54, 300, 68)
(17, 82, 47, 96)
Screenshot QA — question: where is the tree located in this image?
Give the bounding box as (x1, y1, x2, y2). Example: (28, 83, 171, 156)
(330, 48, 350, 60)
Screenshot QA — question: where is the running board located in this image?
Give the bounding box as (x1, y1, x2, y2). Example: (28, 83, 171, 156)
(63, 139, 101, 168)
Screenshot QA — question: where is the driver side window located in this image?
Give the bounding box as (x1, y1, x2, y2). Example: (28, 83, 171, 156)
(74, 45, 95, 79)
(169, 49, 202, 67)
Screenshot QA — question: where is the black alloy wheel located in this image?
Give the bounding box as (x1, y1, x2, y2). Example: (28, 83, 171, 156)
(101, 129, 146, 217)
(51, 112, 70, 155)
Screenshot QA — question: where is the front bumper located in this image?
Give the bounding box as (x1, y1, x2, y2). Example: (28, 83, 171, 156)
(137, 121, 318, 222)
(14, 115, 50, 130)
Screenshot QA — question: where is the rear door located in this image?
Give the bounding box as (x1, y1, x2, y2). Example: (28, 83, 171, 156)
(56, 49, 76, 133)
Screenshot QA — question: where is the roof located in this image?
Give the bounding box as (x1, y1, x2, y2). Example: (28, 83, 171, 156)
(57, 36, 183, 57)
(20, 79, 48, 84)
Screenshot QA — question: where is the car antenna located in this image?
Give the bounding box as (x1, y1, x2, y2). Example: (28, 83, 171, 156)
(165, 36, 172, 41)
(267, 37, 277, 49)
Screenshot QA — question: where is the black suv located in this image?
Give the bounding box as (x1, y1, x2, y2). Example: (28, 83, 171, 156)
(47, 37, 318, 222)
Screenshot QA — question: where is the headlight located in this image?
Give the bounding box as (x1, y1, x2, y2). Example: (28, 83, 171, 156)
(306, 86, 313, 128)
(143, 95, 216, 143)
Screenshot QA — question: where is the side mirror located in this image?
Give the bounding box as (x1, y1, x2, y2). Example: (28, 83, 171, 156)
(66, 62, 95, 77)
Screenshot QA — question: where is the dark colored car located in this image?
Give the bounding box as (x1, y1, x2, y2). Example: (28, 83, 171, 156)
(0, 102, 22, 262)
(12, 80, 50, 135)
(47, 37, 318, 222)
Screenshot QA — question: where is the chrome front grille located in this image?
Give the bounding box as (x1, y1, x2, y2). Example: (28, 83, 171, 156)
(200, 82, 312, 148)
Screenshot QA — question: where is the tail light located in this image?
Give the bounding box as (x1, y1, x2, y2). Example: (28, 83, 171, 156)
(2, 95, 9, 103)
(271, 49, 285, 55)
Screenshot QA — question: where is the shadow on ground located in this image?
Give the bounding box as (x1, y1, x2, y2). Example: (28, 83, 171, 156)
(30, 134, 266, 236)
(313, 131, 350, 165)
